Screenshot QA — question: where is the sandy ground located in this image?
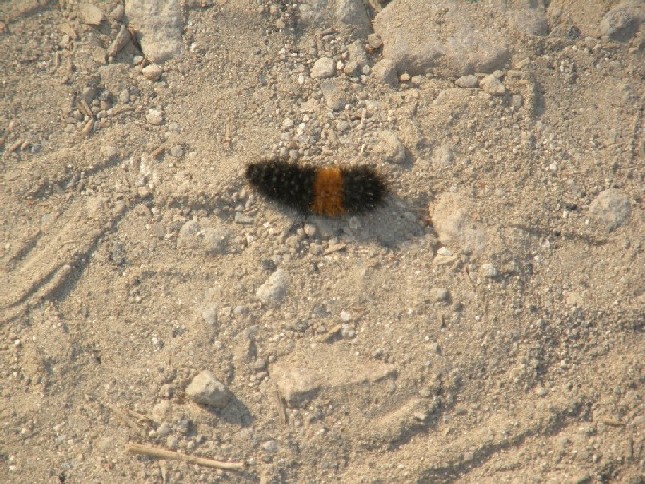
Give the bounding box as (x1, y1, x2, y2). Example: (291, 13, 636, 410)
(1, 0, 643, 482)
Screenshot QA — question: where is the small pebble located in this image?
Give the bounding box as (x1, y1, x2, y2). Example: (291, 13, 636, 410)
(201, 304, 217, 326)
(169, 145, 184, 158)
(146, 109, 164, 126)
(320, 80, 347, 111)
(437, 247, 453, 256)
(185, 370, 230, 408)
(367, 33, 383, 49)
(311, 57, 336, 79)
(371, 59, 398, 87)
(480, 74, 506, 96)
(481, 263, 498, 278)
(428, 287, 449, 303)
(589, 189, 631, 232)
(157, 422, 171, 437)
(262, 440, 278, 453)
(341, 324, 355, 338)
(119, 88, 130, 104)
(234, 213, 255, 224)
(203, 227, 229, 255)
(455, 75, 478, 88)
(166, 435, 178, 450)
(256, 269, 288, 304)
(142, 64, 163, 81)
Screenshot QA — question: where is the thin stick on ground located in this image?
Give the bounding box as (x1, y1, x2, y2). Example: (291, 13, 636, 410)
(126, 443, 245, 471)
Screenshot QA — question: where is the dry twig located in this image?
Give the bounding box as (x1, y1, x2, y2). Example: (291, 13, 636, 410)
(126, 443, 244, 471)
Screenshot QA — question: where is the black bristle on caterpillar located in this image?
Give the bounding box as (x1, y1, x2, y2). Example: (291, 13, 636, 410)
(245, 160, 387, 217)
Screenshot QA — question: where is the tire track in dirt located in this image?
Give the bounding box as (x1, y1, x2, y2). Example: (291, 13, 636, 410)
(1, 195, 138, 319)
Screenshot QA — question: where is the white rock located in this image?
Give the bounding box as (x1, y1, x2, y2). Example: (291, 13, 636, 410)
(256, 269, 288, 304)
(481, 263, 498, 278)
(311, 57, 336, 79)
(185, 370, 230, 408)
(146, 108, 164, 125)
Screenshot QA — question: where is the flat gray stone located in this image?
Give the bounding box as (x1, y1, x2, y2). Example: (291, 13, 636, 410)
(320, 80, 347, 111)
(374, 0, 512, 76)
(271, 345, 397, 408)
(455, 75, 478, 88)
(589, 189, 631, 232)
(600, 0, 644, 42)
(336, 0, 371, 37)
(125, 0, 182, 63)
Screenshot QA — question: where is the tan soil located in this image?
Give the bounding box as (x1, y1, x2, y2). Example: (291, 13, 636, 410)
(0, 0, 643, 483)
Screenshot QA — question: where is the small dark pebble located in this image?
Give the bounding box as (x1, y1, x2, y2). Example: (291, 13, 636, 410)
(567, 26, 581, 41)
(564, 202, 578, 211)
(261, 259, 277, 272)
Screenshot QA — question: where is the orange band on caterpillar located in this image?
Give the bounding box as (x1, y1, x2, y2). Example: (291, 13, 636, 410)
(245, 161, 387, 217)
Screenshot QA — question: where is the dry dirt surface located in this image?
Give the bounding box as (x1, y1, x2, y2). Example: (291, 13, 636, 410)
(1, 0, 643, 482)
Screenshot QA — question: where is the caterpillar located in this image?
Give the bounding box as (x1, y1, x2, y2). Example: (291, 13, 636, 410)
(245, 160, 387, 217)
